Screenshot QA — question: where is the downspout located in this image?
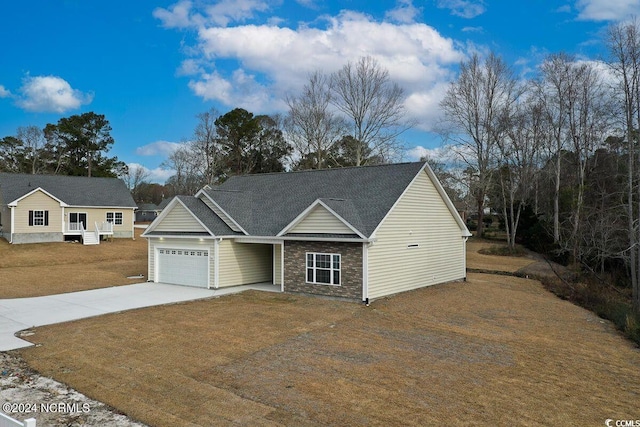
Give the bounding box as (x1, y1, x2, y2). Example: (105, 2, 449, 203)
(9, 205, 14, 244)
(463, 236, 469, 281)
(362, 241, 371, 306)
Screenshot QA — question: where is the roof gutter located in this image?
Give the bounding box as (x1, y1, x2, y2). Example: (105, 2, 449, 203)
(234, 235, 375, 243)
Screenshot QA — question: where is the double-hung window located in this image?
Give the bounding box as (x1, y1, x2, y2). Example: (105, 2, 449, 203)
(106, 212, 123, 225)
(28, 210, 48, 226)
(306, 252, 341, 285)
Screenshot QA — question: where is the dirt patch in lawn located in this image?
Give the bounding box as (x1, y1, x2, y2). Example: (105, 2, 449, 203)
(0, 229, 147, 298)
(16, 276, 640, 426)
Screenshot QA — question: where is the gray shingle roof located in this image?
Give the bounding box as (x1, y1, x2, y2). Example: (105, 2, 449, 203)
(204, 162, 427, 238)
(175, 195, 242, 236)
(0, 173, 137, 207)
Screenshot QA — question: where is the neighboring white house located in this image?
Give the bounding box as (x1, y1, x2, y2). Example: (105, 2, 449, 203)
(142, 162, 471, 302)
(0, 173, 137, 245)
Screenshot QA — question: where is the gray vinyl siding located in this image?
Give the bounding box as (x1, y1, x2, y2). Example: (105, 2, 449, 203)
(218, 240, 272, 287)
(290, 205, 353, 234)
(198, 195, 242, 232)
(147, 237, 215, 285)
(367, 170, 466, 300)
(154, 203, 207, 232)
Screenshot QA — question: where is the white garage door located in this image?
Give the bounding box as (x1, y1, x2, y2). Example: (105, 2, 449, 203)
(157, 248, 209, 288)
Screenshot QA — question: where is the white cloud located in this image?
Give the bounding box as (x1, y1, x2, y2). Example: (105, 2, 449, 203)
(157, 3, 469, 133)
(436, 0, 486, 19)
(182, 10, 463, 123)
(204, 0, 271, 27)
(385, 0, 421, 24)
(16, 75, 92, 113)
(575, 0, 640, 21)
(188, 71, 234, 104)
(406, 144, 457, 162)
(461, 26, 483, 33)
(0, 85, 10, 98)
(153, 0, 271, 28)
(176, 59, 204, 76)
(136, 140, 183, 157)
(153, 0, 197, 28)
(127, 162, 175, 184)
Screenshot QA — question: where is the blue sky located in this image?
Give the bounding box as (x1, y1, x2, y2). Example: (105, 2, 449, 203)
(1, 0, 638, 182)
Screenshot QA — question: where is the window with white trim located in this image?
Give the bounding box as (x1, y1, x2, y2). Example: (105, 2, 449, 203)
(106, 211, 123, 225)
(29, 210, 48, 227)
(306, 252, 341, 285)
(33, 210, 45, 226)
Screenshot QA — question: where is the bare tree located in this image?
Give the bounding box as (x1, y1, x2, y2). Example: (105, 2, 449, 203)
(564, 61, 612, 261)
(120, 164, 151, 202)
(440, 52, 520, 237)
(161, 144, 204, 195)
(331, 56, 410, 166)
(193, 108, 220, 185)
(496, 97, 545, 250)
(532, 53, 573, 243)
(16, 125, 45, 174)
(285, 72, 346, 169)
(608, 18, 640, 312)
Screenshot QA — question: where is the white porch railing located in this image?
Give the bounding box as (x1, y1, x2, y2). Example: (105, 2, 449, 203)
(66, 221, 113, 234)
(96, 221, 113, 235)
(94, 222, 101, 241)
(67, 222, 84, 232)
(0, 412, 36, 427)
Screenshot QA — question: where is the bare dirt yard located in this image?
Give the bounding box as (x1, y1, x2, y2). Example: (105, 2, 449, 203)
(0, 228, 147, 298)
(4, 238, 637, 426)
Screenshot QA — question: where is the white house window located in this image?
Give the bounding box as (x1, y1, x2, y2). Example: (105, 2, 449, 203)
(306, 252, 341, 285)
(29, 210, 48, 227)
(106, 212, 123, 225)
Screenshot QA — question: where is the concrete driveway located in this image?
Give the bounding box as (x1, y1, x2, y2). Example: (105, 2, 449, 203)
(0, 282, 279, 351)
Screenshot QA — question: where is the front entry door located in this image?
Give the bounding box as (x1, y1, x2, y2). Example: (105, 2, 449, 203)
(70, 213, 87, 231)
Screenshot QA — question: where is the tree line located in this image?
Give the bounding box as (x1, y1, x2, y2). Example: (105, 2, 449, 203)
(439, 19, 640, 313)
(0, 112, 123, 177)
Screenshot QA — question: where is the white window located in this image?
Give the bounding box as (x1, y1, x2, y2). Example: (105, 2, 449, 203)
(29, 210, 48, 226)
(306, 252, 341, 285)
(106, 212, 123, 225)
(33, 210, 45, 226)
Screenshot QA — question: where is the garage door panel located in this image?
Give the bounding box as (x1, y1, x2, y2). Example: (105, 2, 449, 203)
(158, 248, 209, 288)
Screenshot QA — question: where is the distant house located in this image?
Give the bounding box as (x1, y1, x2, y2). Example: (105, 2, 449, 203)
(0, 173, 137, 245)
(142, 162, 471, 302)
(135, 203, 161, 223)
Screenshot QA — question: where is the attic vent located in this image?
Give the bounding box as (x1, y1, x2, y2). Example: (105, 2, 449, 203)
(327, 198, 346, 201)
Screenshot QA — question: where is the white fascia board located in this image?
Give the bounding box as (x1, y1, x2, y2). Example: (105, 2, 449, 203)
(66, 205, 137, 209)
(282, 235, 370, 243)
(276, 199, 366, 239)
(142, 234, 217, 240)
(234, 237, 285, 245)
(141, 197, 214, 237)
(8, 187, 68, 207)
(233, 233, 371, 243)
(196, 190, 248, 235)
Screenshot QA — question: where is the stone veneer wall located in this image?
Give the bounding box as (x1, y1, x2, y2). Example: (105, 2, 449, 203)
(284, 241, 363, 300)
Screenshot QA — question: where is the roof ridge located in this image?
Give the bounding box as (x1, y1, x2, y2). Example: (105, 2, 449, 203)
(225, 161, 425, 180)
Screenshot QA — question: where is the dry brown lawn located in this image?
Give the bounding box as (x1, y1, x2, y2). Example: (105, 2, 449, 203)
(467, 238, 536, 272)
(18, 272, 640, 426)
(0, 228, 147, 298)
